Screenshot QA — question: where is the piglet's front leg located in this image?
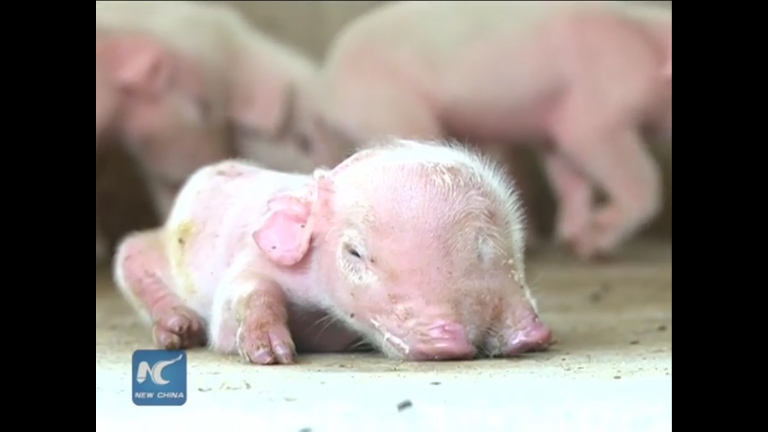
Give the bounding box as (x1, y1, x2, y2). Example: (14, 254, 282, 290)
(213, 267, 296, 365)
(237, 280, 296, 364)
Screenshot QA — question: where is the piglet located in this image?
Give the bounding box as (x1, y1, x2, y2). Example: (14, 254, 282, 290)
(96, 0, 322, 219)
(113, 138, 553, 363)
(302, 0, 672, 260)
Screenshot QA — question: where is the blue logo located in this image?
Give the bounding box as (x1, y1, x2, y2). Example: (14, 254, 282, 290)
(132, 350, 187, 406)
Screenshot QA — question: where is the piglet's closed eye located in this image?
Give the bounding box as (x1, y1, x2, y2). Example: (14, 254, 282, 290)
(252, 195, 314, 266)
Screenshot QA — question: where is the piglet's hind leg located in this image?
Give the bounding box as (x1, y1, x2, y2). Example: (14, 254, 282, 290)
(562, 128, 661, 258)
(542, 151, 594, 249)
(113, 229, 207, 349)
(552, 85, 662, 259)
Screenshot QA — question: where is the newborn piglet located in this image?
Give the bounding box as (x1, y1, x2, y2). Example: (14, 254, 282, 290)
(113, 138, 553, 363)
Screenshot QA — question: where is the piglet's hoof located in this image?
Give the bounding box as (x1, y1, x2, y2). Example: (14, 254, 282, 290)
(152, 306, 207, 350)
(237, 320, 296, 365)
(570, 239, 616, 263)
(565, 234, 608, 262)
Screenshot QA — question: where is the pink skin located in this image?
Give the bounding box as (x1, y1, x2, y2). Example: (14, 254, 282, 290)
(95, 1, 323, 169)
(96, 1, 323, 261)
(304, 1, 672, 261)
(113, 140, 553, 364)
(96, 33, 234, 219)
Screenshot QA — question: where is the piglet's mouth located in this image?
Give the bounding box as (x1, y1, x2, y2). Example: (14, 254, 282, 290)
(344, 338, 376, 353)
(370, 318, 411, 357)
(368, 319, 480, 361)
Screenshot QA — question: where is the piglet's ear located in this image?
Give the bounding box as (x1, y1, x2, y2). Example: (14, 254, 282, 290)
(252, 193, 314, 266)
(99, 36, 172, 96)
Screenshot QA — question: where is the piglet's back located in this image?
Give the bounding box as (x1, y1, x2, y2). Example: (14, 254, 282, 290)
(167, 158, 312, 232)
(164, 160, 311, 283)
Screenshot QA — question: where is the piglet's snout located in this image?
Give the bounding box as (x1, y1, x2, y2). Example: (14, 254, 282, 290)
(406, 321, 476, 361)
(505, 316, 553, 356)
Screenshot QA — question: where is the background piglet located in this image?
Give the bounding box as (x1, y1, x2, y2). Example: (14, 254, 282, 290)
(300, 0, 672, 261)
(95, 0, 324, 262)
(113, 139, 552, 363)
(96, 142, 161, 264)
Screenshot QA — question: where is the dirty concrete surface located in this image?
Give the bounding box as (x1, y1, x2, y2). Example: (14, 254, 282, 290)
(96, 240, 672, 431)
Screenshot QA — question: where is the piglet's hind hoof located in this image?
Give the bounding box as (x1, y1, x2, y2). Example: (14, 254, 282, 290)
(566, 237, 604, 263)
(153, 307, 207, 350)
(566, 233, 616, 263)
(237, 323, 296, 365)
(576, 243, 616, 264)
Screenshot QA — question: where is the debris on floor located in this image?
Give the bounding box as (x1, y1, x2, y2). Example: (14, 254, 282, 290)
(397, 399, 414, 412)
(588, 283, 612, 303)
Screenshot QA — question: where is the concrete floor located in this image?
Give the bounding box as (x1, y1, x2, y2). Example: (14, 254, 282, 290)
(96, 241, 672, 432)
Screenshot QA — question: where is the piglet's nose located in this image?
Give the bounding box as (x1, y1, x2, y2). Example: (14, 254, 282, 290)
(407, 321, 476, 361)
(505, 317, 553, 356)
